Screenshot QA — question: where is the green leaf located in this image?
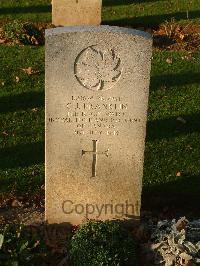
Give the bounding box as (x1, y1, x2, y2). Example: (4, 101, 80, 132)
(19, 241, 29, 253)
(11, 261, 19, 266)
(0, 234, 4, 249)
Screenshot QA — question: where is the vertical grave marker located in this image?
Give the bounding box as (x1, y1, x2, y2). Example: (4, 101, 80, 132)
(45, 26, 152, 224)
(52, 0, 102, 26)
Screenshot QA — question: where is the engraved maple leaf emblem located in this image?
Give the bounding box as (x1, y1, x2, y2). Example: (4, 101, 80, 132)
(74, 45, 122, 91)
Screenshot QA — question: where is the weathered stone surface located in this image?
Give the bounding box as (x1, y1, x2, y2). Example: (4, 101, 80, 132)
(45, 26, 152, 225)
(52, 0, 102, 26)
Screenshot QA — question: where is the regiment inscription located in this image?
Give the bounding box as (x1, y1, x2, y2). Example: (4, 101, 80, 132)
(48, 95, 142, 136)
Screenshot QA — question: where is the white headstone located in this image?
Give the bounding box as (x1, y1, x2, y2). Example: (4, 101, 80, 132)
(45, 26, 152, 224)
(52, 0, 102, 26)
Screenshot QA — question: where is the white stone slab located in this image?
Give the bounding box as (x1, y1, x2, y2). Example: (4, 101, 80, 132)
(52, 0, 102, 26)
(45, 26, 152, 224)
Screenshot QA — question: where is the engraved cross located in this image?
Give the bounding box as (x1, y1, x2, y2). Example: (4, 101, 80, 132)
(82, 140, 109, 177)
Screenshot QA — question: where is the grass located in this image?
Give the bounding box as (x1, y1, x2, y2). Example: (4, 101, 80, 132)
(0, 0, 51, 23)
(0, 46, 44, 194)
(0, 0, 199, 26)
(103, 0, 200, 27)
(143, 53, 200, 214)
(146, 52, 200, 178)
(0, 1, 199, 214)
(0, 46, 199, 202)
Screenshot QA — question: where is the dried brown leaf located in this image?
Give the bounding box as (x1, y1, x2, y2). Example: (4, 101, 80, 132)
(182, 261, 193, 266)
(176, 217, 189, 231)
(11, 199, 23, 207)
(166, 58, 173, 64)
(0, 39, 6, 44)
(2, 131, 9, 136)
(22, 67, 40, 75)
(176, 172, 181, 177)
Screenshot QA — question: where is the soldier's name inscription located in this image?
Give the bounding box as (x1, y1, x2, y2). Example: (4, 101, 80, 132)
(48, 95, 142, 136)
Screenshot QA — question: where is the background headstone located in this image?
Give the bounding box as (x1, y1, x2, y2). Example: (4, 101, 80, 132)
(52, 0, 102, 26)
(45, 26, 152, 224)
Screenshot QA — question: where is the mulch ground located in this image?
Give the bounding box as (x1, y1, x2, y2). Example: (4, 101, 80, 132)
(0, 191, 199, 266)
(0, 192, 44, 226)
(0, 22, 200, 52)
(153, 23, 200, 51)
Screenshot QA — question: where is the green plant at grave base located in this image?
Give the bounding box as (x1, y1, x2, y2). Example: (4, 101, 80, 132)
(0, 224, 47, 266)
(3, 20, 44, 45)
(70, 220, 137, 266)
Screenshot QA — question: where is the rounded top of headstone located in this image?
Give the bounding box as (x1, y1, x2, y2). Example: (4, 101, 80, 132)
(45, 25, 152, 41)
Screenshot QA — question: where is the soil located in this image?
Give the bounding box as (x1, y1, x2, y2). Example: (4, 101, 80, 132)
(0, 192, 44, 227)
(0, 191, 198, 266)
(0, 22, 199, 52)
(153, 23, 200, 51)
